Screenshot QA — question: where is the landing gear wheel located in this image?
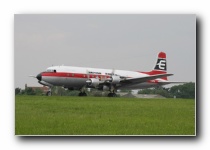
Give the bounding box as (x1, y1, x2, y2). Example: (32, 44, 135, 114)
(108, 93, 117, 97)
(78, 92, 87, 96)
(108, 93, 112, 97)
(113, 93, 117, 97)
(46, 91, 52, 96)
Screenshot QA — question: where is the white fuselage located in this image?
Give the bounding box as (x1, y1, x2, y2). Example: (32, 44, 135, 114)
(40, 66, 167, 90)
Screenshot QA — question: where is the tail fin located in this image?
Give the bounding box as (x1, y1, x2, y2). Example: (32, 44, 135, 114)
(154, 52, 167, 73)
(144, 52, 168, 80)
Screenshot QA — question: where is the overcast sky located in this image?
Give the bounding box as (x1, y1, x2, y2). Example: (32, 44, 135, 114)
(14, 14, 196, 89)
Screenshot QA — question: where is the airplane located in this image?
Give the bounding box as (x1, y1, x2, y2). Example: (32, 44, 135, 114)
(31, 52, 181, 97)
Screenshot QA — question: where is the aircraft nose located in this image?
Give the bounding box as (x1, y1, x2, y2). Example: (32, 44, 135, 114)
(36, 73, 42, 81)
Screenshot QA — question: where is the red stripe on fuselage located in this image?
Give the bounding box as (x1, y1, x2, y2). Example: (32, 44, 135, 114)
(42, 72, 111, 79)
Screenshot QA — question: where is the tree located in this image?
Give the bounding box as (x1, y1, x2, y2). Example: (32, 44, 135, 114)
(25, 87, 35, 95)
(34, 88, 43, 95)
(138, 82, 195, 99)
(170, 82, 195, 99)
(15, 88, 21, 95)
(138, 88, 153, 94)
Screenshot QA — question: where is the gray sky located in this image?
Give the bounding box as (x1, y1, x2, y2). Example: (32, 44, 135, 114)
(15, 14, 196, 89)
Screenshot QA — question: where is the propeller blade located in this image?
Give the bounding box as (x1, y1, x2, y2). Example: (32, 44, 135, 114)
(29, 75, 36, 78)
(111, 68, 115, 75)
(86, 69, 90, 79)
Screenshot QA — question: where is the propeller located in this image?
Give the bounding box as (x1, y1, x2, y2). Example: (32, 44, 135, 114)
(29, 73, 42, 81)
(86, 69, 90, 79)
(106, 68, 115, 82)
(29, 75, 36, 78)
(110, 68, 125, 79)
(111, 68, 115, 76)
(86, 69, 91, 84)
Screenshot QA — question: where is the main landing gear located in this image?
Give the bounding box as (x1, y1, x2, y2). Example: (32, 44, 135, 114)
(107, 85, 117, 97)
(78, 87, 87, 96)
(107, 92, 117, 97)
(78, 92, 87, 96)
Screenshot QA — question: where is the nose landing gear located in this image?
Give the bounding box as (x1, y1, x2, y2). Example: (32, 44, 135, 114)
(46, 91, 52, 96)
(46, 87, 52, 96)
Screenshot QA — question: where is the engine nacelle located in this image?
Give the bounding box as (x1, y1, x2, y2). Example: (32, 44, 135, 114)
(86, 78, 100, 87)
(111, 76, 121, 84)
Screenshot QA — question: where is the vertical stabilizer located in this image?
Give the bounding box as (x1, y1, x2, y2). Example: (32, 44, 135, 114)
(141, 52, 168, 80)
(154, 52, 167, 72)
(151, 52, 167, 80)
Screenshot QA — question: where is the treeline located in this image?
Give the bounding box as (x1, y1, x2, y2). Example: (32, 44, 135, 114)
(15, 87, 44, 95)
(15, 87, 80, 96)
(15, 86, 110, 97)
(15, 82, 195, 98)
(138, 82, 195, 99)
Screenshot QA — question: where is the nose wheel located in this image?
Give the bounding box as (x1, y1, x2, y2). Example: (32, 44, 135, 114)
(46, 91, 52, 96)
(46, 87, 52, 96)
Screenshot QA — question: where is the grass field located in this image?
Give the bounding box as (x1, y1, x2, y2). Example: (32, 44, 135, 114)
(15, 96, 195, 135)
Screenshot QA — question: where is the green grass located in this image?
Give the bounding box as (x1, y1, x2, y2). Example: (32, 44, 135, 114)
(15, 96, 195, 135)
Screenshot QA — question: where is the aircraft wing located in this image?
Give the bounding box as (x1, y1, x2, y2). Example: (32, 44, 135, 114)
(120, 73, 173, 84)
